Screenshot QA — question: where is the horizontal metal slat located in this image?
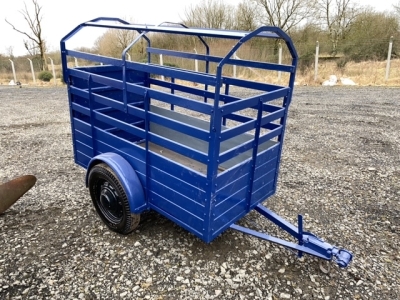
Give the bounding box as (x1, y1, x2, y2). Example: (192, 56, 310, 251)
(66, 50, 123, 66)
(126, 61, 217, 86)
(93, 111, 145, 140)
(149, 78, 239, 103)
(71, 102, 90, 116)
(92, 93, 125, 111)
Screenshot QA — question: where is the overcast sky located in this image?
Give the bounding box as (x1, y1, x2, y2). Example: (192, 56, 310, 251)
(0, 0, 397, 56)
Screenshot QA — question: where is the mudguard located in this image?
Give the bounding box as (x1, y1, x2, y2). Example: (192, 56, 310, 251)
(86, 153, 147, 213)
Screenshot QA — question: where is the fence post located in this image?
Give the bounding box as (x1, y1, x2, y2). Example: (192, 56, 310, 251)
(233, 52, 237, 78)
(194, 48, 199, 73)
(385, 36, 394, 82)
(48, 57, 57, 85)
(278, 43, 282, 81)
(9, 59, 17, 84)
(126, 53, 131, 61)
(315, 41, 320, 82)
(74, 57, 79, 67)
(159, 54, 165, 81)
(97, 54, 103, 66)
(27, 58, 36, 85)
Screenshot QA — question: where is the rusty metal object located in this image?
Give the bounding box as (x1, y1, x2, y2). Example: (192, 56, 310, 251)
(0, 175, 37, 214)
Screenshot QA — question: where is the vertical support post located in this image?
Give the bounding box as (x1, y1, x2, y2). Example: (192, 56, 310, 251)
(246, 98, 263, 210)
(278, 43, 282, 81)
(88, 75, 96, 157)
(48, 57, 57, 85)
(9, 59, 17, 84)
(159, 54, 165, 81)
(74, 57, 79, 67)
(143, 90, 150, 200)
(385, 36, 393, 82)
(27, 58, 36, 85)
(233, 52, 237, 78)
(126, 53, 131, 61)
(315, 41, 319, 82)
(297, 215, 304, 258)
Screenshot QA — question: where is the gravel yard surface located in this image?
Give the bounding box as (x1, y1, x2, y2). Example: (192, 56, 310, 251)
(0, 86, 399, 300)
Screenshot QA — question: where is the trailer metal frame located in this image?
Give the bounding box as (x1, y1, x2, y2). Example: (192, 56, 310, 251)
(61, 18, 352, 268)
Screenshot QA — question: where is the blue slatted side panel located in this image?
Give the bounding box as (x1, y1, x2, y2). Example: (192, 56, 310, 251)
(72, 118, 92, 167)
(211, 144, 280, 239)
(76, 151, 91, 168)
(149, 167, 206, 207)
(250, 144, 280, 206)
(69, 65, 148, 171)
(73, 118, 91, 135)
(255, 144, 279, 167)
(74, 130, 92, 148)
(251, 169, 276, 203)
(210, 160, 251, 238)
(147, 152, 206, 192)
(148, 189, 205, 235)
(146, 151, 207, 239)
(75, 140, 92, 158)
(92, 129, 208, 237)
(94, 129, 147, 183)
(149, 194, 205, 238)
(215, 162, 251, 214)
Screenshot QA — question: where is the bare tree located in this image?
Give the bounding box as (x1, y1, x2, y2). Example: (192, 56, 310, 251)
(394, 1, 400, 16)
(234, 0, 260, 31)
(94, 27, 139, 59)
(5, 0, 47, 70)
(94, 30, 124, 58)
(183, 0, 236, 29)
(112, 27, 137, 51)
(252, 0, 316, 33)
(315, 0, 359, 55)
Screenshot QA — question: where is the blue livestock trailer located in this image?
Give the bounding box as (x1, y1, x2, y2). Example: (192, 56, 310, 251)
(61, 18, 352, 268)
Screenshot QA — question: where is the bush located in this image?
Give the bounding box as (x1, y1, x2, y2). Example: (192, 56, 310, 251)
(343, 12, 399, 62)
(298, 51, 315, 75)
(336, 57, 349, 74)
(38, 71, 53, 82)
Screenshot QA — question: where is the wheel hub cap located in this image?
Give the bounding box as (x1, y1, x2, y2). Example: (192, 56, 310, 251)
(100, 183, 119, 214)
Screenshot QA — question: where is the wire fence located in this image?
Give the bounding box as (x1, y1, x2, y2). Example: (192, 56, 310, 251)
(0, 37, 398, 86)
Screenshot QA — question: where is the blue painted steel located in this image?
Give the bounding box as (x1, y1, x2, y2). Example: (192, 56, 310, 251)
(143, 90, 150, 215)
(61, 18, 352, 266)
(83, 22, 281, 40)
(147, 47, 294, 72)
(230, 204, 353, 268)
(85, 153, 147, 213)
(149, 78, 239, 104)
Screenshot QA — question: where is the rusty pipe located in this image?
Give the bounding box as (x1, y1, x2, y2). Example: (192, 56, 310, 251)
(0, 175, 37, 214)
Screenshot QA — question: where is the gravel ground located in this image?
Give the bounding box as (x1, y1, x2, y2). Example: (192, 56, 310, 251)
(0, 86, 399, 300)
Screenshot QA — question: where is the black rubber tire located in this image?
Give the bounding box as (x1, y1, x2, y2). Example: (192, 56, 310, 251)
(88, 163, 140, 234)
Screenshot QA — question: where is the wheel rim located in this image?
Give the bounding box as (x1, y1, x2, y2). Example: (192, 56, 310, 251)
(97, 181, 123, 223)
